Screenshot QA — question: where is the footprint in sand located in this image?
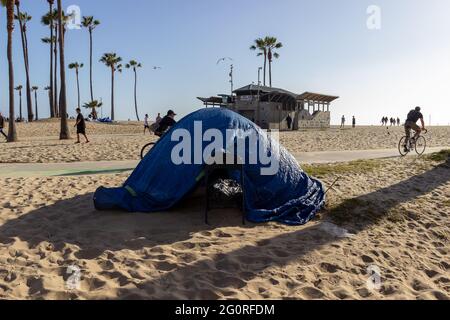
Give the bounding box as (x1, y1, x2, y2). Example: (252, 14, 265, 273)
(431, 291, 449, 300)
(424, 269, 440, 279)
(320, 262, 340, 273)
(214, 230, 233, 238)
(100, 271, 131, 287)
(154, 261, 177, 272)
(173, 242, 196, 250)
(300, 286, 325, 299)
(26, 277, 47, 296)
(212, 276, 246, 289)
(84, 277, 107, 291)
(97, 259, 115, 271)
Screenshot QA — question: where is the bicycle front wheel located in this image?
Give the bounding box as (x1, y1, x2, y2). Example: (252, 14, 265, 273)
(398, 136, 409, 157)
(140, 142, 156, 160)
(415, 136, 427, 156)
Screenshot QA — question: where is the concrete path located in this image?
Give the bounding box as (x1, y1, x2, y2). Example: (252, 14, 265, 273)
(0, 147, 447, 178)
(293, 146, 448, 164)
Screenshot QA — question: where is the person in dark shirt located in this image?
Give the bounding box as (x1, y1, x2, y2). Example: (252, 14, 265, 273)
(74, 108, 89, 144)
(403, 106, 425, 152)
(286, 115, 293, 130)
(155, 110, 177, 137)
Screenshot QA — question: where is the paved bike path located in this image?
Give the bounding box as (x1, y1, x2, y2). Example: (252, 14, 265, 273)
(0, 147, 447, 178)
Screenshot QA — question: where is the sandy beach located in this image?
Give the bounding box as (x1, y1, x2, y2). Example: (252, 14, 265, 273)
(1, 121, 449, 164)
(0, 143, 448, 299)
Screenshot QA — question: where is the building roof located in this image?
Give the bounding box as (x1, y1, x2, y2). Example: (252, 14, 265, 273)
(234, 84, 339, 102)
(233, 84, 298, 98)
(197, 97, 224, 104)
(298, 92, 339, 103)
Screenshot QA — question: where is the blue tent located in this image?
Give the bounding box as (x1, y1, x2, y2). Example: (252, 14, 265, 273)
(94, 108, 325, 225)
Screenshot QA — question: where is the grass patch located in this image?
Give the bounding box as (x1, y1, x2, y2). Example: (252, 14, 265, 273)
(325, 198, 376, 225)
(325, 198, 407, 226)
(303, 159, 382, 178)
(425, 149, 450, 162)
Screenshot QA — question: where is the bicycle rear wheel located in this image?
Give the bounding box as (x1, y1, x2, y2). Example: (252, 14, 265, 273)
(398, 136, 409, 157)
(415, 136, 427, 155)
(140, 142, 155, 160)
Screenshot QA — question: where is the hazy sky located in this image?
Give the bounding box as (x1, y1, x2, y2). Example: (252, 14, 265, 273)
(1, 0, 449, 125)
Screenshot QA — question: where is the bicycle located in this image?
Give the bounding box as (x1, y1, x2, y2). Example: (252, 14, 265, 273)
(140, 141, 156, 160)
(140, 130, 169, 160)
(398, 129, 428, 157)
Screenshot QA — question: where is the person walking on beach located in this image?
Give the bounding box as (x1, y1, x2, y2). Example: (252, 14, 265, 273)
(156, 113, 162, 125)
(0, 113, 7, 141)
(74, 108, 90, 144)
(397, 117, 401, 126)
(286, 114, 293, 130)
(352, 116, 356, 128)
(340, 115, 346, 128)
(144, 114, 150, 134)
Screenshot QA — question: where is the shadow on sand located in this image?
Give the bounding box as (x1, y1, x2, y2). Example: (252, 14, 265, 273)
(0, 162, 448, 298)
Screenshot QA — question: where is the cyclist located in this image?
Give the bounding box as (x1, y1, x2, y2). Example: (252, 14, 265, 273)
(403, 106, 426, 152)
(155, 109, 177, 137)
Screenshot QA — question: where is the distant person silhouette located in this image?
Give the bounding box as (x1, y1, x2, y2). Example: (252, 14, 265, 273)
(286, 114, 293, 130)
(341, 115, 346, 128)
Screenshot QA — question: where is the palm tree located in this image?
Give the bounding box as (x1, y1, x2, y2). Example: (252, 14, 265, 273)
(41, 36, 56, 117)
(44, 85, 52, 115)
(250, 38, 267, 86)
(15, 85, 23, 121)
(265, 36, 283, 87)
(32, 86, 39, 120)
(2, 0, 17, 141)
(57, 0, 70, 139)
(42, 9, 67, 117)
(14, 2, 33, 122)
(57, 11, 72, 117)
(100, 53, 122, 121)
(68, 62, 84, 107)
(83, 100, 102, 120)
(41, 1, 56, 117)
(125, 60, 142, 121)
(81, 16, 100, 102)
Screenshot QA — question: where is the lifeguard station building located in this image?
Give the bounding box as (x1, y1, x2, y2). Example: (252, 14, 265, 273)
(198, 84, 339, 130)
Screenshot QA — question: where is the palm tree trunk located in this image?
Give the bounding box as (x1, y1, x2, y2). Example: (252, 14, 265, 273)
(111, 68, 115, 121)
(76, 68, 80, 107)
(269, 59, 272, 88)
(19, 92, 22, 120)
(48, 2, 55, 118)
(263, 51, 267, 86)
(34, 91, 39, 121)
(6, 0, 17, 142)
(57, 0, 70, 139)
(54, 24, 58, 117)
(134, 68, 139, 121)
(48, 89, 52, 117)
(15, 2, 33, 122)
(89, 29, 94, 101)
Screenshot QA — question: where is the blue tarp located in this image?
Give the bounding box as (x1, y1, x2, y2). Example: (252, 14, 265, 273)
(94, 108, 325, 225)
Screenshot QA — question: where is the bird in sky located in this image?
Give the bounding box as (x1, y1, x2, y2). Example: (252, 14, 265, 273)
(216, 57, 233, 65)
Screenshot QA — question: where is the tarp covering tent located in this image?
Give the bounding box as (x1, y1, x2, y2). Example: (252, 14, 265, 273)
(94, 108, 325, 225)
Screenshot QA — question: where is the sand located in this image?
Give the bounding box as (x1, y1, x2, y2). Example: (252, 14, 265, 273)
(0, 155, 448, 300)
(0, 121, 449, 163)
